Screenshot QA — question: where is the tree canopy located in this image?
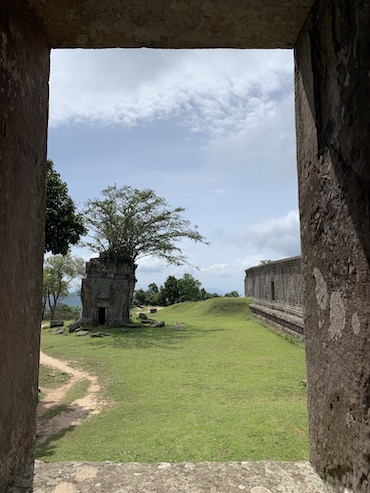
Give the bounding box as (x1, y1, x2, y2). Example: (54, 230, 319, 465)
(43, 253, 85, 319)
(45, 160, 86, 255)
(132, 274, 223, 307)
(83, 185, 208, 266)
(177, 273, 202, 302)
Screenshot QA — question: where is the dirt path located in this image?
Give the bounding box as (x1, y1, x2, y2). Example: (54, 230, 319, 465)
(37, 351, 105, 445)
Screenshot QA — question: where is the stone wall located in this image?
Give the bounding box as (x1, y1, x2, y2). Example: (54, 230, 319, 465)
(81, 255, 137, 324)
(244, 257, 304, 336)
(245, 257, 302, 307)
(0, 1, 49, 490)
(295, 1, 370, 490)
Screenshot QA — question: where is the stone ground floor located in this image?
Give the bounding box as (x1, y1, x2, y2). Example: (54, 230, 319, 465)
(21, 461, 338, 493)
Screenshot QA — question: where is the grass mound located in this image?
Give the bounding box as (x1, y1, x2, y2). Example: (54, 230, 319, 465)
(158, 296, 252, 320)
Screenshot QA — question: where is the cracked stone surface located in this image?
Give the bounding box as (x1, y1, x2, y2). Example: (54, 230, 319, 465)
(32, 461, 339, 493)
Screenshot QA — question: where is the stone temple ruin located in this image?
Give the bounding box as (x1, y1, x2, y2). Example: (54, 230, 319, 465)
(81, 255, 136, 325)
(1, 1, 370, 492)
(244, 257, 304, 336)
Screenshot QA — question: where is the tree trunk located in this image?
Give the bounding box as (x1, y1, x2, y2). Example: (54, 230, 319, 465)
(48, 292, 58, 320)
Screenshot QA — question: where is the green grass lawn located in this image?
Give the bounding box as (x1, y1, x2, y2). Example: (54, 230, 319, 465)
(37, 298, 308, 463)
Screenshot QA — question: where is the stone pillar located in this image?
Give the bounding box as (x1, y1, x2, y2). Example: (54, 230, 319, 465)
(295, 1, 370, 490)
(0, 1, 49, 490)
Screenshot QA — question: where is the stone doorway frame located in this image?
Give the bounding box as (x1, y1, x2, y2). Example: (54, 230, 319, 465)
(1, 1, 369, 491)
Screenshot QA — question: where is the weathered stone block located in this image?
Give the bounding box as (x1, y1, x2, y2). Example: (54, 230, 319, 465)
(295, 1, 370, 489)
(0, 1, 49, 490)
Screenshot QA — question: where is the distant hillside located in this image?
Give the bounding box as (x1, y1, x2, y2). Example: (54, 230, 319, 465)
(204, 287, 225, 295)
(59, 291, 82, 308)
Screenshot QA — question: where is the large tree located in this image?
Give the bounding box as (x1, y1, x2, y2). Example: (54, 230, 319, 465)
(83, 185, 208, 318)
(45, 160, 86, 255)
(177, 273, 202, 302)
(158, 275, 180, 306)
(43, 253, 85, 320)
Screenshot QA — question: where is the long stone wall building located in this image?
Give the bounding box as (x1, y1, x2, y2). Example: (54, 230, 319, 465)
(245, 257, 304, 336)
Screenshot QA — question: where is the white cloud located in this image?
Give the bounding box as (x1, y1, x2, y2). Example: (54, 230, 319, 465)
(136, 256, 168, 274)
(204, 92, 295, 176)
(233, 210, 300, 258)
(200, 253, 266, 279)
(200, 263, 230, 277)
(136, 256, 200, 277)
(49, 48, 293, 140)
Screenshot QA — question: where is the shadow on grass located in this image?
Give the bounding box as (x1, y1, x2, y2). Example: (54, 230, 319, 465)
(38, 402, 70, 421)
(36, 398, 97, 461)
(36, 425, 78, 461)
(83, 323, 226, 351)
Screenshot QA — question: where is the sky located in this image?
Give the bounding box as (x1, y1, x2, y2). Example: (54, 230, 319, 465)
(48, 48, 300, 295)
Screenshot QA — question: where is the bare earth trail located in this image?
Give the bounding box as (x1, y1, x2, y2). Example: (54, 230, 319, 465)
(36, 310, 162, 445)
(37, 350, 105, 445)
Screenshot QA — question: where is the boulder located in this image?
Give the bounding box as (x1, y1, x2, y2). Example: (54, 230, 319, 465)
(138, 312, 148, 320)
(151, 321, 165, 328)
(52, 326, 64, 335)
(172, 322, 184, 331)
(68, 321, 81, 332)
(150, 308, 157, 313)
(50, 320, 64, 328)
(68, 317, 91, 332)
(75, 330, 90, 336)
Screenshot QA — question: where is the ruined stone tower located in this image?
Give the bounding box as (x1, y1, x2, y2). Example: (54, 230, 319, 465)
(81, 254, 136, 324)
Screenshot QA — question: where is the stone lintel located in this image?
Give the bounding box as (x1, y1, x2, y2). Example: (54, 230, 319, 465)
(25, 0, 315, 49)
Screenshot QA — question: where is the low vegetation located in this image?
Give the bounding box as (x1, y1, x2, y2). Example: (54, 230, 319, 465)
(38, 297, 308, 463)
(39, 365, 71, 390)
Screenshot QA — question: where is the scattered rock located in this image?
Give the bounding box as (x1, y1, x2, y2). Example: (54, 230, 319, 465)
(68, 321, 81, 332)
(150, 308, 157, 313)
(75, 330, 90, 336)
(151, 321, 165, 328)
(68, 317, 91, 332)
(139, 313, 148, 320)
(141, 319, 153, 324)
(52, 326, 64, 335)
(172, 322, 184, 331)
(90, 331, 112, 338)
(120, 322, 141, 328)
(50, 320, 64, 328)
